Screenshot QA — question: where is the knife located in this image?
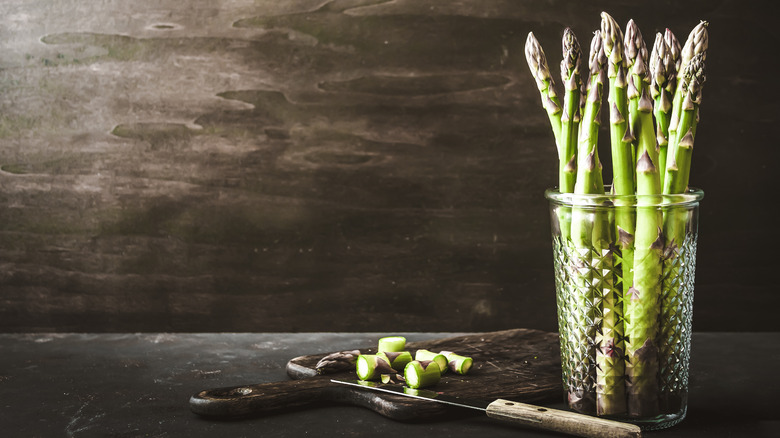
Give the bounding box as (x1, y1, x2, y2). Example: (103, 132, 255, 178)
(331, 379, 641, 438)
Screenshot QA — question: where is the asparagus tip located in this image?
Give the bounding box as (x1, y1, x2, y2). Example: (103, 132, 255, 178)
(525, 32, 553, 90)
(664, 28, 682, 71)
(588, 30, 606, 77)
(600, 11, 625, 69)
(561, 27, 583, 90)
(623, 19, 639, 63)
(681, 20, 709, 67)
(624, 19, 649, 80)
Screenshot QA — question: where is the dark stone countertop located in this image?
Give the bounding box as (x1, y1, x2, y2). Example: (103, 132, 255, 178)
(1, 332, 777, 437)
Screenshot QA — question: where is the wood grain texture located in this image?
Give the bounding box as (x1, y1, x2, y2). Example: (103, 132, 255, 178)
(0, 0, 777, 332)
(190, 328, 562, 420)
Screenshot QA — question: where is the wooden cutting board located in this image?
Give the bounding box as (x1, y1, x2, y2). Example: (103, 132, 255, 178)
(190, 328, 562, 421)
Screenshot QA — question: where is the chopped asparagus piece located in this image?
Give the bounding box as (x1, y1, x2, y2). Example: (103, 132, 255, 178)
(404, 360, 442, 389)
(378, 351, 413, 372)
(356, 354, 396, 381)
(377, 336, 406, 353)
(439, 351, 474, 375)
(381, 373, 406, 384)
(414, 349, 449, 375)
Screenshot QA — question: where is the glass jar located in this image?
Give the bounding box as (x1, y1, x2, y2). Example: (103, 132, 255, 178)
(545, 187, 704, 430)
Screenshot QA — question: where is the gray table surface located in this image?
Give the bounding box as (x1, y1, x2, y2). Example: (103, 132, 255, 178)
(1, 332, 777, 437)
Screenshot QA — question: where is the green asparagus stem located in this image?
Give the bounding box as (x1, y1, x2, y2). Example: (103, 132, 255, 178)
(559, 28, 583, 194)
(624, 22, 664, 414)
(567, 31, 595, 394)
(572, 30, 626, 416)
(601, 18, 636, 390)
(659, 52, 706, 414)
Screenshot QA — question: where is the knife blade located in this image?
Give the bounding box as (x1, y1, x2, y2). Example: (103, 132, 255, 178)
(331, 379, 641, 438)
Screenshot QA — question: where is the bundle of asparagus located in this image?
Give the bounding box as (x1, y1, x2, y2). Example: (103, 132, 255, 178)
(527, 12, 708, 419)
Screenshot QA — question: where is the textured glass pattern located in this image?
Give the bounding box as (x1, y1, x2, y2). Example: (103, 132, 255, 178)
(546, 193, 701, 431)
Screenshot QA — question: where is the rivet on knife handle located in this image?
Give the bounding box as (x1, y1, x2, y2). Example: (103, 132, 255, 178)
(486, 399, 642, 438)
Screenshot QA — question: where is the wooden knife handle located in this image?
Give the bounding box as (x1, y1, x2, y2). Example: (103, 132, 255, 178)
(190, 376, 337, 418)
(486, 399, 642, 438)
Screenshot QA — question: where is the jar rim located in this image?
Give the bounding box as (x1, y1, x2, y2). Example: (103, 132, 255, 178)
(544, 186, 704, 207)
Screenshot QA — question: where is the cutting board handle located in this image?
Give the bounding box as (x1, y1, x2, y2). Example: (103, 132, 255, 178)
(486, 399, 642, 438)
(190, 376, 337, 418)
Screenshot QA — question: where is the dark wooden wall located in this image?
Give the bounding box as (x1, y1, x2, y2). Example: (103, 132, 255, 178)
(1, 0, 776, 332)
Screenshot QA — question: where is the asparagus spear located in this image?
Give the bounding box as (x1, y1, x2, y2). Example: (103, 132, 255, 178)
(315, 350, 361, 374)
(526, 32, 574, 244)
(623, 20, 647, 165)
(650, 30, 680, 188)
(666, 21, 708, 172)
(601, 12, 635, 197)
(601, 15, 636, 372)
(525, 32, 564, 160)
(658, 55, 706, 414)
(562, 30, 606, 413)
(572, 31, 627, 416)
(622, 21, 663, 416)
(575, 31, 607, 196)
(559, 28, 583, 194)
(664, 53, 707, 195)
(649, 29, 681, 413)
